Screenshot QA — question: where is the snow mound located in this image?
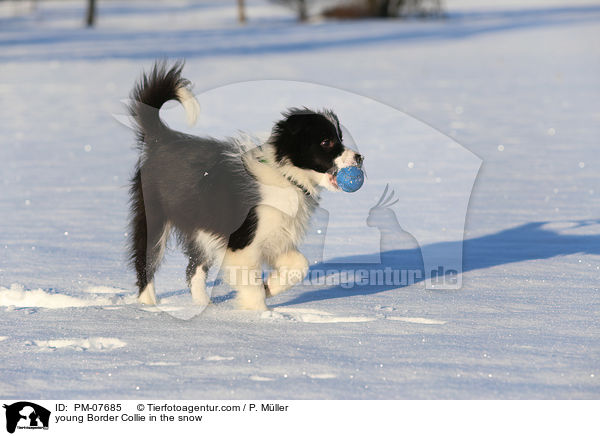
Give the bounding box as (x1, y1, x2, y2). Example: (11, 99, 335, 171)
(31, 337, 127, 352)
(83, 286, 129, 294)
(307, 373, 337, 379)
(265, 308, 376, 323)
(204, 355, 235, 361)
(388, 317, 447, 325)
(147, 362, 181, 367)
(0, 284, 134, 308)
(249, 375, 275, 382)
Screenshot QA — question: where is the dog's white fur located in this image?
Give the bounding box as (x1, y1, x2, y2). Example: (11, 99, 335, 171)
(175, 86, 200, 126)
(139, 282, 157, 305)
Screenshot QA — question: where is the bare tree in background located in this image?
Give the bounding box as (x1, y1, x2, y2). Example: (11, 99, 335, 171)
(297, 0, 308, 21)
(369, 0, 443, 18)
(271, 0, 309, 22)
(86, 0, 96, 27)
(367, 0, 391, 17)
(237, 0, 246, 23)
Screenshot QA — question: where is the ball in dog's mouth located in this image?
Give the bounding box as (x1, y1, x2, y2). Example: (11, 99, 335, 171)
(335, 166, 364, 192)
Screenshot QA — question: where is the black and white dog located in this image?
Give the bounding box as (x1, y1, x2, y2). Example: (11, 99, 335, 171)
(128, 61, 363, 310)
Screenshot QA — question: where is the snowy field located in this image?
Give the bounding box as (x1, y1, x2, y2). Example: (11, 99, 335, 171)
(1, 0, 599, 399)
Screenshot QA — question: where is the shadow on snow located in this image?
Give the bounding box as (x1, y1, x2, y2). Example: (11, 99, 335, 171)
(276, 219, 600, 306)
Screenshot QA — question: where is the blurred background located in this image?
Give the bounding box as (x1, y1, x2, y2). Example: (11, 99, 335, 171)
(3, 0, 443, 27)
(3, 0, 598, 27)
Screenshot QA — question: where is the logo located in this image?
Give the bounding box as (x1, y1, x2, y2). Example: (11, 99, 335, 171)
(3, 402, 50, 434)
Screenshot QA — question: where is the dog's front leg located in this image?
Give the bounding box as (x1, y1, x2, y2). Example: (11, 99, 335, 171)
(265, 249, 309, 298)
(223, 248, 268, 311)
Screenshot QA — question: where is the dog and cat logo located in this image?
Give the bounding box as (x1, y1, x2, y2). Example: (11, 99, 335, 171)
(2, 402, 50, 433)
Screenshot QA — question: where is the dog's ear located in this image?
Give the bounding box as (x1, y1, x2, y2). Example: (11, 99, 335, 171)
(283, 114, 306, 136)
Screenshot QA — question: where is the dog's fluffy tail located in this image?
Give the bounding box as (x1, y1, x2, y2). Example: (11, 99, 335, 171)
(129, 60, 200, 146)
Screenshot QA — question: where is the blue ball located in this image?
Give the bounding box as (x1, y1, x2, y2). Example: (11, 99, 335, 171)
(336, 166, 364, 193)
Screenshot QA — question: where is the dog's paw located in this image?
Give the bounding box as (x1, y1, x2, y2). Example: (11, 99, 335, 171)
(235, 295, 268, 311)
(192, 293, 210, 306)
(138, 283, 158, 305)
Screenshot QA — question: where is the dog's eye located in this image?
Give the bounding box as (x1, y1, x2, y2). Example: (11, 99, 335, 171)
(320, 139, 333, 148)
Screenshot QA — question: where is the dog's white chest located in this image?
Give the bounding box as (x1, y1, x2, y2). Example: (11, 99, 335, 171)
(258, 183, 300, 218)
(255, 186, 311, 254)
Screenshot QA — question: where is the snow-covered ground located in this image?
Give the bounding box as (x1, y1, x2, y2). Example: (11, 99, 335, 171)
(1, 0, 599, 399)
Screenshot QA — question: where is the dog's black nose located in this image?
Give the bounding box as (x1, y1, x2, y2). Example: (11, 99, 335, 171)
(355, 153, 364, 167)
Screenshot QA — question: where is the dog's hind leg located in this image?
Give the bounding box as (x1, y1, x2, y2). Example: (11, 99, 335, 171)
(129, 169, 170, 305)
(138, 218, 170, 305)
(186, 232, 227, 305)
(131, 199, 169, 304)
(185, 242, 210, 306)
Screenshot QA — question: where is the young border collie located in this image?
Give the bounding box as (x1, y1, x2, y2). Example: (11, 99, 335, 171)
(128, 61, 363, 310)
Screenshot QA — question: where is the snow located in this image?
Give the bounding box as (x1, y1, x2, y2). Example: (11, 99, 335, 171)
(265, 308, 376, 323)
(30, 337, 127, 352)
(388, 316, 447, 325)
(0, 284, 133, 308)
(1, 0, 599, 399)
(204, 355, 235, 362)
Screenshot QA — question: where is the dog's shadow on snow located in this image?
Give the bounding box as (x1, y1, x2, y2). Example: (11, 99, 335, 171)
(275, 219, 600, 307)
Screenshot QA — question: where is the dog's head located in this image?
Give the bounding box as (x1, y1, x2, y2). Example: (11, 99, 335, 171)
(271, 108, 363, 191)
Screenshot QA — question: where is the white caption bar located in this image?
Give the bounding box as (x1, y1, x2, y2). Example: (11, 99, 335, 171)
(0, 400, 597, 436)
